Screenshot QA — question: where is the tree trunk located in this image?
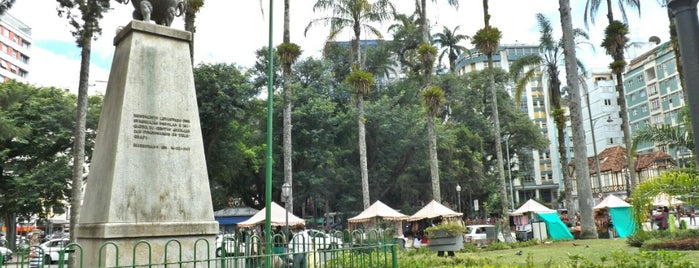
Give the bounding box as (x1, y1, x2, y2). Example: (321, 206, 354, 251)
(420, 0, 428, 43)
(358, 96, 370, 209)
(559, 0, 598, 239)
(557, 119, 575, 215)
(616, 71, 638, 190)
(427, 114, 441, 202)
(487, 54, 510, 242)
(282, 0, 294, 214)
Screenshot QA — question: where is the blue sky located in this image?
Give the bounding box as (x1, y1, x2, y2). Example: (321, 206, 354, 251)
(9, 1, 671, 94)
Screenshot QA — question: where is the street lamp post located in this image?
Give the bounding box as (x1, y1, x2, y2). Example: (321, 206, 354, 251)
(282, 182, 291, 239)
(456, 184, 462, 213)
(585, 90, 614, 197)
(504, 135, 515, 211)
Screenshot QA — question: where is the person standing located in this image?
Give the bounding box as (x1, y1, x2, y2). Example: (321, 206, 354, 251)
(689, 207, 696, 226)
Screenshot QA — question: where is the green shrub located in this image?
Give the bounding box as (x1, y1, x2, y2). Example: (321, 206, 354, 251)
(424, 223, 468, 238)
(483, 241, 511, 251)
(680, 219, 688, 230)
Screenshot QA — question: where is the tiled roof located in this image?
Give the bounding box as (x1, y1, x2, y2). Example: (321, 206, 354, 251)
(636, 151, 675, 170)
(582, 146, 675, 174)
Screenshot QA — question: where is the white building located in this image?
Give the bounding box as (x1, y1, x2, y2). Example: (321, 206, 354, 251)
(0, 12, 30, 82)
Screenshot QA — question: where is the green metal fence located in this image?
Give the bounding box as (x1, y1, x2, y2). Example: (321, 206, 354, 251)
(1, 229, 399, 268)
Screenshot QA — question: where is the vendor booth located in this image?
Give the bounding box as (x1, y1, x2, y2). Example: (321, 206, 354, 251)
(408, 200, 466, 250)
(237, 201, 306, 228)
(512, 199, 573, 241)
(593, 194, 636, 238)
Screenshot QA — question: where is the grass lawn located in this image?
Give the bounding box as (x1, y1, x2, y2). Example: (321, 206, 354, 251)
(463, 239, 640, 267)
(400, 238, 699, 267)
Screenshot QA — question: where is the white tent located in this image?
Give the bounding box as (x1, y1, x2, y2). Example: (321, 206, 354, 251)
(348, 200, 407, 223)
(512, 199, 555, 215)
(237, 201, 306, 228)
(408, 200, 462, 221)
(652, 193, 684, 206)
(593, 194, 631, 210)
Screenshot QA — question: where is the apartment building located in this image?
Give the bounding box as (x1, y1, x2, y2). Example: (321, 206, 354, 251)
(0, 12, 30, 82)
(623, 41, 687, 164)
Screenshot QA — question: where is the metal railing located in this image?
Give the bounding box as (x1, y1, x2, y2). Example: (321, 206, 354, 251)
(1, 229, 398, 268)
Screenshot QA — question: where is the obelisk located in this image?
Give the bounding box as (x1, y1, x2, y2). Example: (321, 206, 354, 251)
(76, 20, 218, 267)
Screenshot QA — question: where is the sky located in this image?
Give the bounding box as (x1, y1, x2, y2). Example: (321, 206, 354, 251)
(8, 1, 672, 94)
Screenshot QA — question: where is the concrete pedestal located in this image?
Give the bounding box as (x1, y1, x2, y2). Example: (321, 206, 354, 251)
(76, 20, 218, 267)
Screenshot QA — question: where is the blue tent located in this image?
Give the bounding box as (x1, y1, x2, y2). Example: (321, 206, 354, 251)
(537, 212, 574, 240)
(594, 194, 636, 238)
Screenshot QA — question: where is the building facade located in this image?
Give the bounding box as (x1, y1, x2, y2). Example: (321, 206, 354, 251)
(455, 44, 563, 209)
(0, 12, 30, 82)
(623, 42, 687, 164)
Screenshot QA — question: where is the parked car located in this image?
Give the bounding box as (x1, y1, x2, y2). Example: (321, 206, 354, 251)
(289, 229, 342, 251)
(464, 224, 495, 246)
(29, 238, 71, 267)
(0, 245, 12, 263)
(215, 234, 246, 257)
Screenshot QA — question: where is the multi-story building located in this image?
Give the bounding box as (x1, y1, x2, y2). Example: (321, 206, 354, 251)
(623, 41, 687, 164)
(455, 44, 563, 209)
(0, 12, 30, 82)
(581, 72, 624, 194)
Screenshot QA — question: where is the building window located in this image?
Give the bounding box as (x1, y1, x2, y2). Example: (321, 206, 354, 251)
(651, 99, 661, 111)
(608, 138, 614, 145)
(604, 99, 612, 105)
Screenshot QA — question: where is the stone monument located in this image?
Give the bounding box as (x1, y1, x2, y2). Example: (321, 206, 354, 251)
(75, 20, 218, 267)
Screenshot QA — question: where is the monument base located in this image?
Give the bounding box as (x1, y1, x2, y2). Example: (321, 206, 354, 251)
(76, 20, 218, 267)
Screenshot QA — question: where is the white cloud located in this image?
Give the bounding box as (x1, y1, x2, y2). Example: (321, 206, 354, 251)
(8, 1, 673, 93)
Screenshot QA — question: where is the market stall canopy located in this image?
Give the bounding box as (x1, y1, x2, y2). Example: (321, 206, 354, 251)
(593, 194, 631, 210)
(348, 200, 407, 223)
(408, 200, 462, 221)
(513, 199, 555, 215)
(652, 193, 684, 206)
(237, 202, 306, 228)
(593, 194, 635, 238)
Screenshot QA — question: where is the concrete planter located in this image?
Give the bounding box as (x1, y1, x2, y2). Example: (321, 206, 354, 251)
(427, 230, 463, 251)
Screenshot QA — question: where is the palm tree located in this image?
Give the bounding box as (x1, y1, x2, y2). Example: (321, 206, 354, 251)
(423, 85, 446, 202)
(509, 13, 588, 218)
(0, 0, 15, 15)
(306, 0, 394, 69)
(472, 0, 509, 241)
(278, 0, 302, 214)
(559, 0, 598, 239)
(415, 0, 459, 43)
(633, 107, 694, 167)
(585, 0, 641, 192)
(307, 0, 394, 209)
(432, 25, 470, 73)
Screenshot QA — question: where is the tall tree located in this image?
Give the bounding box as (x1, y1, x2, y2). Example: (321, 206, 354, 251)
(560, 0, 597, 239)
(0, 82, 101, 251)
(472, 0, 509, 241)
(56, 0, 111, 251)
(278, 0, 302, 214)
(509, 13, 588, 216)
(585, 0, 641, 191)
(183, 0, 204, 63)
(432, 25, 470, 73)
(415, 0, 459, 43)
(306, 0, 394, 209)
(422, 85, 445, 202)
